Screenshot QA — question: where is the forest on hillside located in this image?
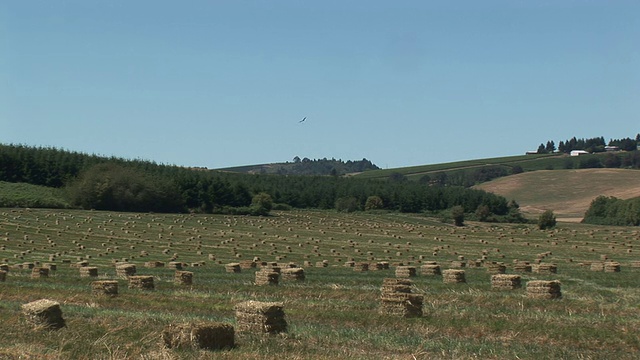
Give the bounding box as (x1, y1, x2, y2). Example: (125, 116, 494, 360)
(221, 157, 379, 176)
(0, 144, 523, 223)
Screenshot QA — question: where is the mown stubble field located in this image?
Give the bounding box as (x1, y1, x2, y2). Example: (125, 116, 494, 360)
(0, 208, 638, 359)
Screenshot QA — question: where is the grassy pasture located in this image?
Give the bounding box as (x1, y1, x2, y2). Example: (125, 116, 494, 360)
(352, 152, 634, 181)
(0, 208, 639, 359)
(0, 182, 70, 209)
(352, 154, 558, 180)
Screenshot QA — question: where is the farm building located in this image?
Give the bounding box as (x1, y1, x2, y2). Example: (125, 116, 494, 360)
(604, 146, 620, 152)
(570, 150, 589, 156)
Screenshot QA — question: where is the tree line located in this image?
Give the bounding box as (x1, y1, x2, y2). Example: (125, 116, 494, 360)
(220, 157, 379, 176)
(536, 134, 640, 154)
(0, 144, 523, 222)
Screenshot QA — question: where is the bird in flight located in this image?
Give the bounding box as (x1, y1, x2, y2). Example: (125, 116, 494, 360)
(299, 117, 307, 123)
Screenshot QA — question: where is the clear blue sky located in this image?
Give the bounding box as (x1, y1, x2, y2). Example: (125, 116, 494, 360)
(2, 1, 638, 169)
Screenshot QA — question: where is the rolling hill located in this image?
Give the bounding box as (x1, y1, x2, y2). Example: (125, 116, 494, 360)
(475, 168, 640, 222)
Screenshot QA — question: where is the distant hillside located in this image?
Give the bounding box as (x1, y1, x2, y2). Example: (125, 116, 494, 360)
(475, 169, 640, 222)
(352, 154, 557, 181)
(218, 157, 379, 176)
(353, 151, 640, 188)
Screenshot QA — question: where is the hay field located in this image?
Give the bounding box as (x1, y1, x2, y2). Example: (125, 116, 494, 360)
(1, 208, 639, 359)
(475, 168, 640, 221)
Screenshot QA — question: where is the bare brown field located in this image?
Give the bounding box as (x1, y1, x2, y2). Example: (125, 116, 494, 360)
(475, 169, 640, 221)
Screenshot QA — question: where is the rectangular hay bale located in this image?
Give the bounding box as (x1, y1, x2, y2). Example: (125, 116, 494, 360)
(526, 280, 562, 299)
(163, 322, 234, 350)
(91, 280, 119, 296)
(395, 266, 417, 278)
(379, 293, 423, 317)
(442, 269, 466, 283)
(21, 299, 65, 329)
(235, 301, 287, 334)
(491, 274, 522, 289)
(128, 275, 154, 290)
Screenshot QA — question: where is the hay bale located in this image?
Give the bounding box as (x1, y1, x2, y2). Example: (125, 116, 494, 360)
(381, 278, 412, 294)
(468, 260, 483, 268)
(71, 260, 89, 268)
(395, 266, 417, 278)
(261, 264, 281, 273)
(485, 262, 506, 274)
(533, 263, 557, 274)
(175, 271, 193, 285)
(379, 293, 423, 317)
(255, 269, 279, 286)
(513, 263, 532, 273)
(79, 266, 99, 277)
(239, 260, 257, 269)
(491, 274, 521, 290)
(604, 262, 621, 273)
(162, 322, 234, 350)
(225, 263, 241, 273)
(21, 299, 65, 329)
(450, 260, 466, 268)
(116, 263, 137, 278)
(527, 280, 562, 299)
(144, 261, 165, 268)
(353, 262, 369, 272)
(343, 261, 355, 268)
(235, 301, 287, 334)
(43, 263, 57, 271)
(0, 264, 8, 272)
(31, 267, 49, 279)
(315, 261, 329, 268)
(442, 269, 466, 283)
(281, 267, 305, 281)
(379, 278, 422, 317)
(168, 261, 183, 270)
(420, 264, 441, 276)
(128, 275, 154, 290)
(91, 280, 118, 297)
(590, 262, 604, 272)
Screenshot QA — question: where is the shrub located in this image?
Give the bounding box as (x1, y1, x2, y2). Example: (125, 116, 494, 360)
(579, 157, 603, 169)
(364, 196, 384, 211)
(475, 205, 491, 222)
(511, 165, 524, 175)
(335, 196, 360, 213)
(537, 210, 557, 230)
(272, 203, 292, 211)
(603, 154, 621, 168)
(451, 206, 465, 226)
(251, 193, 273, 216)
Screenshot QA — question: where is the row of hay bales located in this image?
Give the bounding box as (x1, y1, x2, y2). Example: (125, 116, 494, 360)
(377, 276, 562, 318)
(0, 261, 196, 292)
(589, 261, 622, 272)
(20, 298, 287, 352)
(4, 253, 633, 282)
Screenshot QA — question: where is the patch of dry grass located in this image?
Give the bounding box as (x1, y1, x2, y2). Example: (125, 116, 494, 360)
(476, 168, 640, 220)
